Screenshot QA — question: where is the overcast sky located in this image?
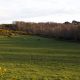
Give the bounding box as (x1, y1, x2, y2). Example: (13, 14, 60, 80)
(0, 0, 80, 23)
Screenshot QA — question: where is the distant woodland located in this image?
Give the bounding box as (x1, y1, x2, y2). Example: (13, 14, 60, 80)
(0, 20, 80, 41)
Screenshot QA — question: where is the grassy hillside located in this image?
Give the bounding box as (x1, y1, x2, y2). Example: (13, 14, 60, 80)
(0, 35, 80, 80)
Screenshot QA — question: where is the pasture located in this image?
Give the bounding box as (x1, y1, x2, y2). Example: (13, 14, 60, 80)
(0, 35, 80, 80)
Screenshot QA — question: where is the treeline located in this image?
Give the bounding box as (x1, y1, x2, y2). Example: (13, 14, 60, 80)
(0, 20, 80, 41)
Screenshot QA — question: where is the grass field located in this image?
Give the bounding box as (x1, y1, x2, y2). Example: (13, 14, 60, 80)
(0, 35, 80, 80)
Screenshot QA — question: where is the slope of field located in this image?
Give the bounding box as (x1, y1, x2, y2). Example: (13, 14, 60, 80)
(0, 35, 80, 80)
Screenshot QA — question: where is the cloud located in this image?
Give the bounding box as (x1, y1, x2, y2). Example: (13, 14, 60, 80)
(0, 0, 80, 23)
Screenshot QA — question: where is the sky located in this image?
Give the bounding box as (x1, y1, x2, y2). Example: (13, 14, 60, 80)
(0, 0, 80, 23)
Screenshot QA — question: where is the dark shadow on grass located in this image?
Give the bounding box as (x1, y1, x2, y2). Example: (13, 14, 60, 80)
(0, 54, 80, 65)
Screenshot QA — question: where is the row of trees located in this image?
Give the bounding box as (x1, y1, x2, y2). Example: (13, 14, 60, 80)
(0, 20, 80, 41)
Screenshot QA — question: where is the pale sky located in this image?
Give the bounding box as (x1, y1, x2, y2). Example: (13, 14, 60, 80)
(0, 0, 80, 23)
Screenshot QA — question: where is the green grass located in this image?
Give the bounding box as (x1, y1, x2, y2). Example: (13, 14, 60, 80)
(0, 35, 80, 80)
